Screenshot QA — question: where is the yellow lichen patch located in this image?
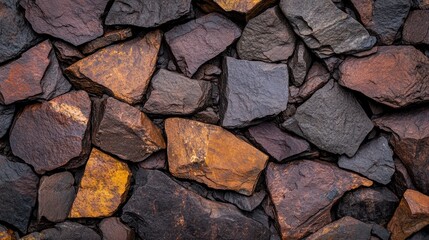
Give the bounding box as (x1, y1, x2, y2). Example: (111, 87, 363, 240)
(69, 148, 131, 218)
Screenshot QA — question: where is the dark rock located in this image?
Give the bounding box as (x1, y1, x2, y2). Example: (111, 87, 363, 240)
(192, 107, 220, 124)
(306, 216, 372, 240)
(289, 41, 312, 87)
(40, 222, 100, 240)
(198, 0, 276, 20)
(138, 151, 167, 170)
(99, 217, 134, 240)
(371, 224, 390, 240)
(220, 57, 289, 128)
(193, 63, 222, 81)
(408, 226, 429, 240)
(390, 158, 417, 197)
(403, 10, 429, 45)
(0, 105, 15, 138)
(80, 28, 133, 55)
(52, 41, 84, 66)
(212, 189, 266, 212)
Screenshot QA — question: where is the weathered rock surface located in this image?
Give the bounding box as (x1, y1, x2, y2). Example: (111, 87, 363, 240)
(0, 105, 15, 138)
(266, 160, 373, 240)
(52, 40, 84, 66)
(122, 169, 270, 239)
(212, 189, 266, 212)
(220, 57, 289, 128)
(339, 46, 429, 108)
(99, 217, 134, 240)
(289, 41, 312, 87)
(289, 62, 330, 103)
(70, 148, 132, 218)
(80, 28, 133, 55)
(165, 118, 268, 196)
(65, 31, 162, 105)
(165, 13, 241, 77)
(306, 216, 373, 240)
(0, 224, 18, 240)
(40, 222, 100, 240)
(391, 158, 417, 197)
(403, 10, 429, 45)
(10, 91, 91, 174)
(138, 151, 167, 170)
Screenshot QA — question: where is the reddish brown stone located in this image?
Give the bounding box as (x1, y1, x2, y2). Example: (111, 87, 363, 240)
(198, 0, 276, 20)
(52, 40, 84, 66)
(80, 28, 133, 55)
(403, 10, 429, 45)
(350, 0, 374, 26)
(306, 217, 373, 240)
(0, 224, 18, 240)
(391, 158, 417, 197)
(138, 151, 167, 170)
(99, 217, 134, 240)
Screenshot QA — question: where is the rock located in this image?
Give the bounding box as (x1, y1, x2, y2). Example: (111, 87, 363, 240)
(0, 224, 18, 240)
(336, 187, 399, 225)
(408, 227, 429, 240)
(10, 91, 91, 174)
(99, 217, 134, 240)
(165, 13, 241, 77)
(165, 118, 268, 196)
(391, 158, 417, 197)
(199, 0, 276, 20)
(193, 63, 222, 81)
(306, 216, 373, 240)
(289, 41, 312, 87)
(212, 189, 266, 212)
(40, 222, 100, 240)
(388, 189, 429, 240)
(338, 136, 395, 184)
(138, 151, 167, 170)
(266, 160, 373, 240)
(122, 169, 270, 239)
(339, 46, 429, 108)
(92, 97, 165, 162)
(80, 28, 133, 55)
(38, 172, 75, 222)
(143, 69, 211, 115)
(237, 6, 296, 62)
(220, 57, 289, 128)
(192, 107, 220, 124)
(0, 156, 38, 233)
(52, 40, 84, 66)
(0, 105, 15, 138)
(248, 122, 310, 161)
(293, 80, 373, 157)
(20, 0, 109, 46)
(65, 30, 162, 105)
(416, 0, 429, 9)
(106, 0, 192, 28)
(289, 62, 330, 103)
(70, 148, 131, 218)
(403, 10, 429, 45)
(279, 0, 375, 58)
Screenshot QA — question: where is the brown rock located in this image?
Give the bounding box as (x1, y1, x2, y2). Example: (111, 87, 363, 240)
(138, 151, 167, 170)
(70, 148, 132, 218)
(65, 31, 162, 105)
(192, 107, 220, 124)
(388, 189, 429, 240)
(350, 0, 374, 26)
(339, 46, 429, 108)
(403, 10, 429, 45)
(391, 158, 417, 197)
(165, 118, 268, 196)
(0, 224, 17, 240)
(52, 40, 84, 66)
(199, 0, 276, 20)
(306, 216, 373, 240)
(266, 160, 373, 240)
(99, 217, 134, 240)
(10, 91, 91, 174)
(80, 28, 133, 55)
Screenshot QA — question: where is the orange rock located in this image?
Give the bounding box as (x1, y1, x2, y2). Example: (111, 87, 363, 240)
(388, 189, 429, 240)
(199, 0, 276, 19)
(165, 118, 268, 196)
(70, 148, 131, 218)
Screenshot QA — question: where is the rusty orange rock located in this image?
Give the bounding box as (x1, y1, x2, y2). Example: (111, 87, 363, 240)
(69, 148, 131, 218)
(200, 0, 276, 19)
(165, 118, 268, 196)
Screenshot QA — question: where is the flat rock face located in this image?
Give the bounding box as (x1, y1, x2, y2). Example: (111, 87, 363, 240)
(289, 41, 312, 87)
(0, 156, 38, 234)
(339, 46, 429, 108)
(65, 31, 162, 105)
(165, 13, 241, 77)
(10, 91, 91, 174)
(266, 160, 373, 240)
(99, 217, 134, 240)
(143, 69, 211, 115)
(121, 169, 270, 239)
(279, 0, 375, 57)
(20, 0, 109, 46)
(70, 148, 132, 218)
(80, 28, 133, 55)
(306, 216, 372, 240)
(106, 0, 192, 28)
(237, 6, 296, 62)
(294, 81, 373, 157)
(165, 118, 268, 196)
(220, 57, 289, 128)
(0, 105, 15, 138)
(40, 222, 100, 240)
(403, 10, 429, 45)
(213, 189, 267, 212)
(388, 189, 429, 240)
(93, 97, 166, 162)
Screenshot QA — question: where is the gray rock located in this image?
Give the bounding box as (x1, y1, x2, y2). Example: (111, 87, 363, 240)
(212, 189, 267, 212)
(0, 105, 15, 138)
(289, 41, 312, 87)
(220, 57, 289, 128)
(41, 222, 100, 240)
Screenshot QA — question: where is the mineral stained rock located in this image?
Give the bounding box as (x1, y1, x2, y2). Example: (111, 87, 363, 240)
(52, 40, 84, 66)
(403, 10, 429, 45)
(40, 222, 101, 240)
(99, 217, 134, 240)
(80, 28, 134, 55)
(199, 0, 276, 19)
(306, 216, 373, 240)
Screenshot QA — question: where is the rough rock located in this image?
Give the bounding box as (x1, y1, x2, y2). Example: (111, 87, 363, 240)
(69, 148, 132, 218)
(220, 57, 289, 128)
(293, 81, 373, 157)
(40, 222, 100, 240)
(212, 189, 266, 212)
(20, 0, 109, 46)
(138, 151, 167, 170)
(408, 227, 429, 240)
(165, 13, 241, 77)
(0, 105, 15, 138)
(99, 217, 134, 240)
(403, 10, 429, 45)
(80, 28, 133, 55)
(306, 217, 373, 240)
(198, 0, 276, 19)
(289, 62, 330, 103)
(143, 69, 211, 115)
(122, 169, 270, 239)
(10, 91, 91, 174)
(279, 0, 375, 57)
(339, 46, 429, 108)
(266, 160, 373, 240)
(289, 41, 312, 87)
(0, 156, 38, 233)
(0, 224, 18, 240)
(237, 6, 296, 62)
(338, 136, 395, 184)
(391, 158, 417, 197)
(165, 118, 268, 196)
(52, 40, 84, 66)
(192, 107, 220, 124)
(65, 31, 162, 105)
(92, 97, 166, 162)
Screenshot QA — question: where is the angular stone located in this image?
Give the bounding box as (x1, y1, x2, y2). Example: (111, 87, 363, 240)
(165, 118, 268, 196)
(408, 227, 429, 240)
(391, 158, 417, 197)
(192, 107, 220, 124)
(143, 69, 211, 115)
(237, 6, 296, 62)
(0, 156, 38, 233)
(266, 160, 373, 240)
(138, 151, 167, 170)
(106, 0, 192, 28)
(213, 189, 266, 212)
(388, 189, 429, 240)
(40, 222, 100, 240)
(70, 148, 131, 218)
(199, 0, 276, 19)
(306, 217, 373, 240)
(93, 97, 165, 162)
(0, 105, 15, 138)
(279, 0, 375, 57)
(20, 0, 109, 46)
(65, 31, 162, 105)
(52, 40, 84, 66)
(289, 41, 312, 87)
(10, 91, 91, 174)
(294, 81, 373, 157)
(122, 169, 270, 239)
(99, 217, 134, 240)
(339, 46, 429, 108)
(80, 28, 134, 55)
(220, 57, 289, 128)
(165, 13, 241, 77)
(289, 62, 330, 103)
(403, 10, 429, 45)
